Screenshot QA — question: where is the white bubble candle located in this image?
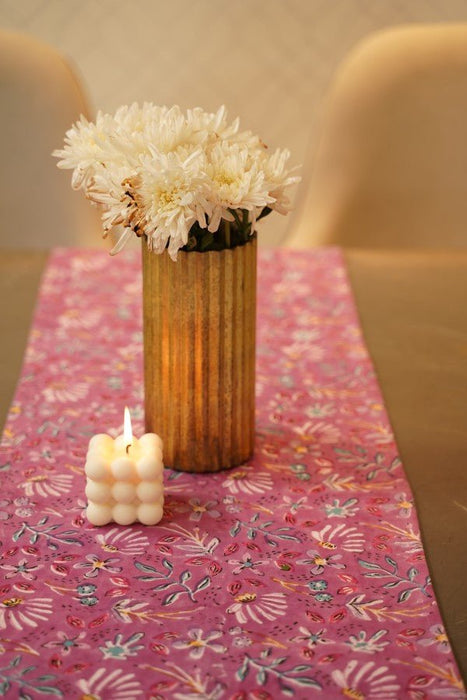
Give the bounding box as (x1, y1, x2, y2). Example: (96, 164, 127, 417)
(85, 407, 164, 526)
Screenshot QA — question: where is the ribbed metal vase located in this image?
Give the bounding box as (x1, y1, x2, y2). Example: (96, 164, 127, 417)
(142, 237, 257, 472)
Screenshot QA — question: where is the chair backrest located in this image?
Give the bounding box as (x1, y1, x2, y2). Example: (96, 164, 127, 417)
(287, 24, 467, 249)
(0, 30, 102, 248)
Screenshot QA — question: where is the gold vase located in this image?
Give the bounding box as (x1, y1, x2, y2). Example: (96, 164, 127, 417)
(142, 237, 257, 472)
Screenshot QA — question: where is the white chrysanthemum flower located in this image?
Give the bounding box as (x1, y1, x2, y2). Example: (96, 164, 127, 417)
(262, 147, 301, 215)
(186, 105, 239, 143)
(113, 102, 165, 139)
(135, 150, 211, 260)
(53, 114, 107, 190)
(206, 141, 274, 232)
(143, 105, 201, 154)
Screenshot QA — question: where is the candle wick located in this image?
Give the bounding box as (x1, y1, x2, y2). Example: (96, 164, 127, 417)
(126, 444, 131, 455)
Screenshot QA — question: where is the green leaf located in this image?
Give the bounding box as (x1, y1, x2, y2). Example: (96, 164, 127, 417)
(291, 665, 312, 673)
(207, 537, 220, 554)
(270, 656, 288, 667)
(194, 576, 211, 593)
(13, 524, 26, 541)
(385, 556, 398, 572)
(62, 537, 83, 546)
(407, 567, 418, 581)
(135, 560, 158, 573)
(19, 666, 36, 676)
(163, 591, 182, 606)
(179, 570, 192, 583)
(199, 232, 214, 251)
(0, 680, 10, 695)
(35, 687, 63, 696)
(138, 575, 160, 582)
(256, 668, 267, 685)
(230, 521, 241, 537)
(237, 660, 250, 682)
(276, 533, 300, 542)
(257, 206, 272, 221)
(398, 588, 414, 603)
(358, 559, 382, 570)
(152, 582, 172, 591)
(293, 676, 322, 689)
(185, 234, 197, 251)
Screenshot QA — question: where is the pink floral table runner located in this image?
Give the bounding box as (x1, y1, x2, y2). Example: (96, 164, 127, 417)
(0, 248, 464, 699)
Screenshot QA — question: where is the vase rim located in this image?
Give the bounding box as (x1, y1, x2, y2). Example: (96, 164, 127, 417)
(142, 233, 257, 258)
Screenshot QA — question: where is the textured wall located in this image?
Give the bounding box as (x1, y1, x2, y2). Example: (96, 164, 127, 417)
(2, 0, 467, 245)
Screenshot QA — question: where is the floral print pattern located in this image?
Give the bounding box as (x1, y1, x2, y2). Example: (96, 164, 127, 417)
(0, 248, 464, 698)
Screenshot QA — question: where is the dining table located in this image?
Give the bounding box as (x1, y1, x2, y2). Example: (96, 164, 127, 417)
(0, 245, 465, 698)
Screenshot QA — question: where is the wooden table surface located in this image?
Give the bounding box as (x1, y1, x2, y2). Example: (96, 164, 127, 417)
(1, 247, 466, 680)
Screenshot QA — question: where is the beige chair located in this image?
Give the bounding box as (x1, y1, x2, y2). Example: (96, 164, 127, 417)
(0, 30, 102, 248)
(287, 24, 467, 249)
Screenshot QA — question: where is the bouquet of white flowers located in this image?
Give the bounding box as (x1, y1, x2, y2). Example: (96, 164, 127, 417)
(54, 104, 300, 260)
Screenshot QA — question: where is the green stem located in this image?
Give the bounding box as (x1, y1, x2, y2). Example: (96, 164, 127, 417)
(224, 220, 231, 249)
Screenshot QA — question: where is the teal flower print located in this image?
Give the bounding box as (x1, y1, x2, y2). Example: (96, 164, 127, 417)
(1, 559, 42, 581)
(292, 626, 330, 648)
(43, 630, 90, 655)
(229, 553, 267, 576)
(99, 632, 144, 660)
(80, 596, 98, 607)
(309, 580, 327, 591)
(314, 592, 333, 602)
(290, 463, 310, 481)
(324, 498, 359, 518)
(346, 630, 389, 654)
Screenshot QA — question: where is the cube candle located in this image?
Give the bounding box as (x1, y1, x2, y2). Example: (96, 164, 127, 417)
(85, 419, 164, 526)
